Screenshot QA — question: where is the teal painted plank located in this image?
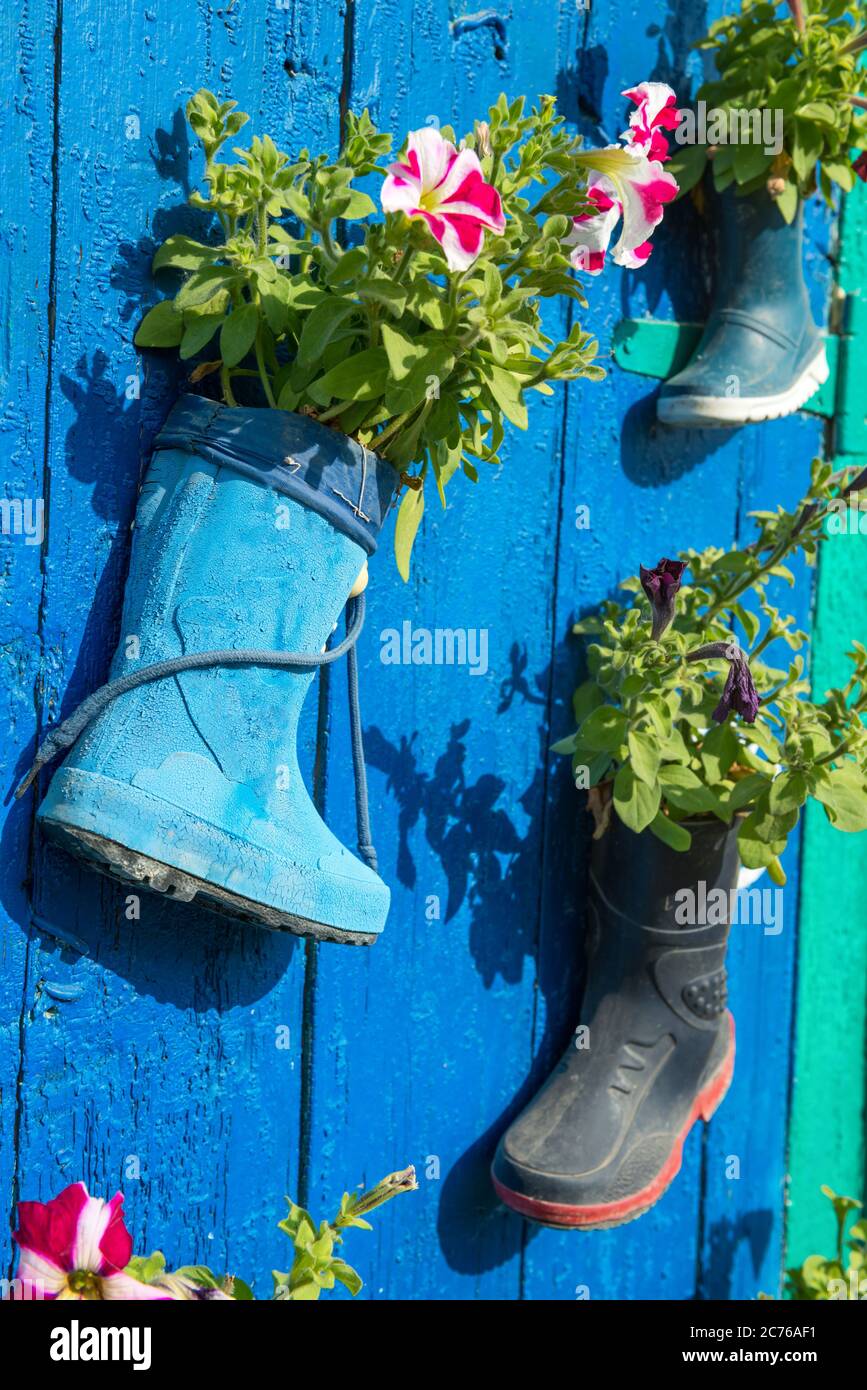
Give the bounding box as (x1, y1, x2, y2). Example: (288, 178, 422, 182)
(2, 0, 342, 1290)
(303, 0, 573, 1299)
(0, 0, 58, 1259)
(698, 412, 826, 1300)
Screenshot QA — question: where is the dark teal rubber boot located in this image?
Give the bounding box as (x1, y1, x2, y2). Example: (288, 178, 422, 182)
(657, 188, 827, 427)
(492, 816, 737, 1229)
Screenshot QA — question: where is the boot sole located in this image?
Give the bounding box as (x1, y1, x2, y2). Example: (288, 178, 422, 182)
(656, 347, 829, 427)
(492, 1012, 735, 1230)
(43, 821, 378, 946)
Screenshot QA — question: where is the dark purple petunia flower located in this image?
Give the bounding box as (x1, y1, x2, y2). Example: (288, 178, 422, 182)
(686, 641, 761, 724)
(640, 557, 687, 640)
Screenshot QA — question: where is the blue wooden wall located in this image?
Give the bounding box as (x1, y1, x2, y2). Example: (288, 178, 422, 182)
(0, 0, 834, 1299)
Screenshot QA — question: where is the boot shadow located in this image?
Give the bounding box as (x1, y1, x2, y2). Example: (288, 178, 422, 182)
(365, 642, 591, 1275)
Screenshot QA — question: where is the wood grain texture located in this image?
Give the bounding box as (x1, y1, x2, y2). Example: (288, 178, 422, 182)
(0, 0, 844, 1299)
(0, 0, 59, 1264)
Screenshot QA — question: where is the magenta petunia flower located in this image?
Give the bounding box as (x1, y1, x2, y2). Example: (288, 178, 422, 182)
(853, 151, 867, 182)
(570, 145, 678, 274)
(621, 81, 681, 163)
(640, 557, 686, 639)
(381, 127, 506, 271)
(9, 1182, 172, 1300)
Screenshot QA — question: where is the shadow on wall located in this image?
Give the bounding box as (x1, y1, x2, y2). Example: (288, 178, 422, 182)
(363, 640, 592, 1275)
(702, 1210, 775, 1299)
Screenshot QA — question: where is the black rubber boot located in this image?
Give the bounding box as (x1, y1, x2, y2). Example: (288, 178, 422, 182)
(492, 815, 737, 1230)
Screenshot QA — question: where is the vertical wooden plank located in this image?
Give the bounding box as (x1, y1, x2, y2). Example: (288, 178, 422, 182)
(4, 0, 342, 1289)
(522, 0, 743, 1301)
(524, 3, 831, 1300)
(0, 0, 58, 1254)
(697, 189, 833, 1299)
(787, 183, 867, 1267)
(303, 0, 574, 1298)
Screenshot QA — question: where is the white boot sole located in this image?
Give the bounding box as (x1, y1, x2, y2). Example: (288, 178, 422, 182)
(656, 346, 829, 428)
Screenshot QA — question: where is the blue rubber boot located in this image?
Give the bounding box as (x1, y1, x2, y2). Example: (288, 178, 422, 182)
(36, 395, 397, 945)
(657, 188, 828, 427)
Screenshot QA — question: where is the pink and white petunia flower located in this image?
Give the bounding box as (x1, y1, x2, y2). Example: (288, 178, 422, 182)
(10, 1182, 172, 1300)
(381, 127, 506, 272)
(572, 145, 678, 272)
(566, 182, 622, 275)
(621, 81, 681, 163)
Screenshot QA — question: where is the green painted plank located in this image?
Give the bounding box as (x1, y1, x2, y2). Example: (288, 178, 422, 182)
(787, 184, 867, 1268)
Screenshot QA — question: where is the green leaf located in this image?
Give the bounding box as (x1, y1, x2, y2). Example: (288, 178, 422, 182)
(394, 484, 424, 583)
(813, 767, 867, 832)
(700, 722, 738, 783)
(648, 810, 692, 852)
(732, 141, 773, 185)
(220, 303, 259, 367)
(297, 297, 358, 367)
(125, 1251, 167, 1284)
(775, 180, 799, 224)
(572, 679, 605, 726)
(666, 141, 708, 198)
(180, 311, 224, 360)
(658, 763, 718, 816)
(738, 810, 787, 868)
(385, 344, 455, 417)
(340, 189, 377, 219)
(134, 301, 183, 348)
(381, 322, 429, 382)
(726, 772, 771, 813)
(153, 235, 218, 273)
(407, 279, 449, 330)
(628, 729, 661, 787)
(613, 764, 661, 834)
(824, 160, 855, 193)
(768, 770, 808, 815)
(578, 705, 628, 753)
(308, 346, 389, 405)
(174, 266, 238, 311)
(358, 279, 408, 317)
(792, 117, 822, 184)
(483, 365, 528, 430)
(173, 1264, 220, 1289)
(331, 1259, 363, 1296)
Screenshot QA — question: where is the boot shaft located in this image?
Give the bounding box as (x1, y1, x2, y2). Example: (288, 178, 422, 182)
(71, 397, 397, 810)
(586, 814, 741, 1030)
(711, 186, 810, 323)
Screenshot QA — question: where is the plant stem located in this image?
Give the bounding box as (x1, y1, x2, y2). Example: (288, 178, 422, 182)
(393, 246, 416, 285)
(255, 329, 277, 408)
(221, 365, 239, 407)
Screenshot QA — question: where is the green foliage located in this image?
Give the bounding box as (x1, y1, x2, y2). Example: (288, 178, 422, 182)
(668, 0, 867, 218)
(126, 1165, 417, 1301)
(136, 90, 604, 576)
(560, 460, 867, 870)
(771, 1186, 867, 1299)
(272, 1166, 418, 1301)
